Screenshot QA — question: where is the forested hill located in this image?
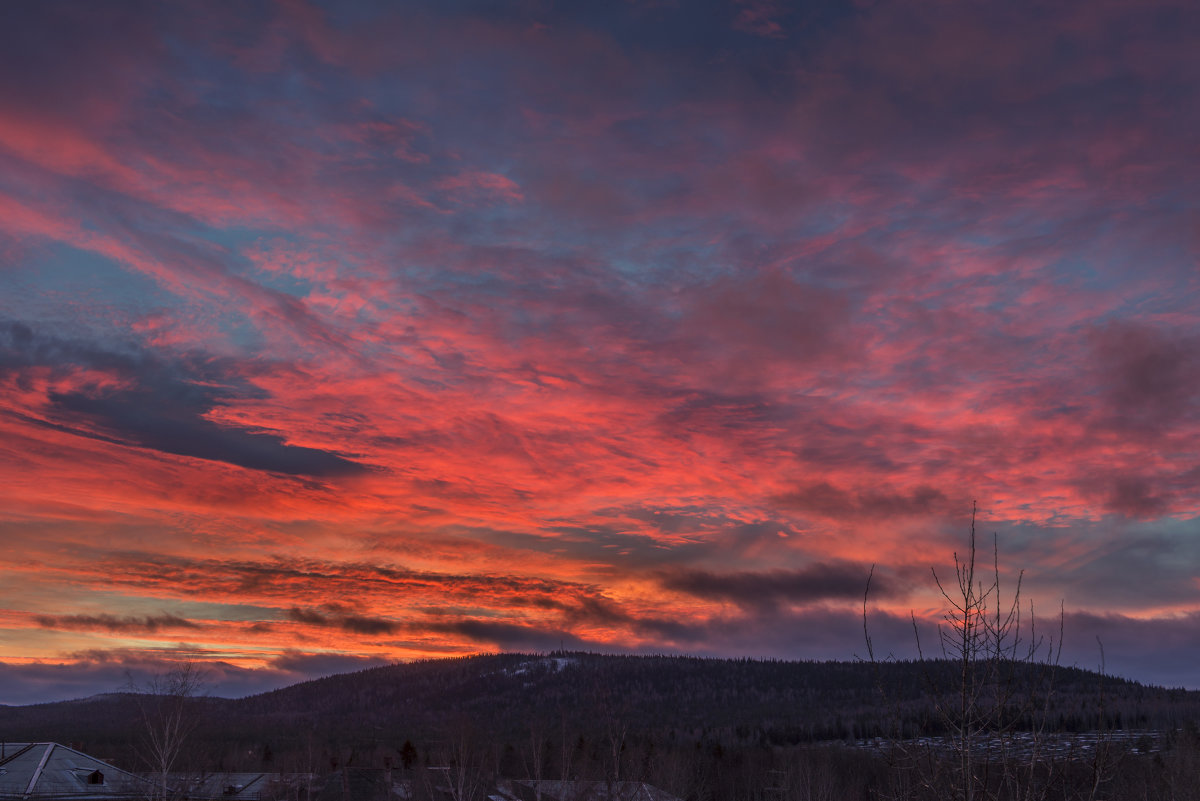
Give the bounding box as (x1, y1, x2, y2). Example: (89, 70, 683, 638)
(2, 653, 1198, 772)
(234, 652, 1197, 740)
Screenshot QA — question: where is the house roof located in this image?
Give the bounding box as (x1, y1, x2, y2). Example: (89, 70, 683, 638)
(176, 771, 316, 801)
(0, 743, 156, 800)
(312, 768, 408, 801)
(181, 773, 269, 801)
(508, 781, 682, 801)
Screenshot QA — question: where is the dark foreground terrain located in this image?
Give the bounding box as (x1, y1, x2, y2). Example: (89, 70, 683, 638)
(3, 653, 1200, 800)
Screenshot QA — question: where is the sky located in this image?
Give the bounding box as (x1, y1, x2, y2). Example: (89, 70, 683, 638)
(1, 0, 1198, 705)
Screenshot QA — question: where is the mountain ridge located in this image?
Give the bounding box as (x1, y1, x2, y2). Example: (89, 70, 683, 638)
(2, 652, 1197, 775)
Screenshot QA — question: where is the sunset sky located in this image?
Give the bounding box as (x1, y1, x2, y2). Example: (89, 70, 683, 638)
(2, 0, 1198, 704)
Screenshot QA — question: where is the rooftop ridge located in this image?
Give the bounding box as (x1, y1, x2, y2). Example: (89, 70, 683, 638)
(0, 745, 36, 768)
(25, 743, 54, 798)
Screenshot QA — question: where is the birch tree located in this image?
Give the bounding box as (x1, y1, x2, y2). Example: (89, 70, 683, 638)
(128, 662, 207, 801)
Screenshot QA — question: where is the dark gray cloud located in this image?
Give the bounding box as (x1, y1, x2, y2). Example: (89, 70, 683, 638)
(1068, 464, 1199, 521)
(1062, 611, 1200, 690)
(267, 650, 392, 677)
(673, 271, 858, 387)
(426, 620, 599, 653)
(49, 388, 367, 476)
(657, 561, 887, 609)
(285, 606, 397, 635)
(411, 604, 932, 665)
(284, 607, 329, 626)
(962, 518, 1200, 621)
(774, 481, 955, 521)
(0, 659, 161, 706)
(416, 593, 707, 648)
(1052, 531, 1200, 611)
(0, 2, 166, 125)
(0, 649, 392, 705)
(0, 321, 366, 477)
(657, 389, 791, 434)
(557, 596, 713, 642)
(1089, 322, 1200, 436)
(1100, 477, 1173, 520)
(516, 523, 709, 569)
(34, 613, 200, 634)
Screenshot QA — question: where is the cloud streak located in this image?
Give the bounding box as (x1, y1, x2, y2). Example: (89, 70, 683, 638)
(657, 563, 890, 608)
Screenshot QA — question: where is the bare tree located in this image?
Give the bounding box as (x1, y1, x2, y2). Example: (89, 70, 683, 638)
(558, 707, 575, 786)
(424, 719, 488, 801)
(521, 714, 548, 801)
(865, 504, 1065, 801)
(588, 678, 631, 797)
(126, 662, 208, 801)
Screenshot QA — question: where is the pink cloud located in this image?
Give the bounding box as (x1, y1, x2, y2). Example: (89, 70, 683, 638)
(435, 170, 524, 205)
(732, 0, 787, 38)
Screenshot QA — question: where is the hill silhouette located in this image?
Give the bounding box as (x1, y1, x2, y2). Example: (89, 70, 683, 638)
(2, 652, 1197, 775)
